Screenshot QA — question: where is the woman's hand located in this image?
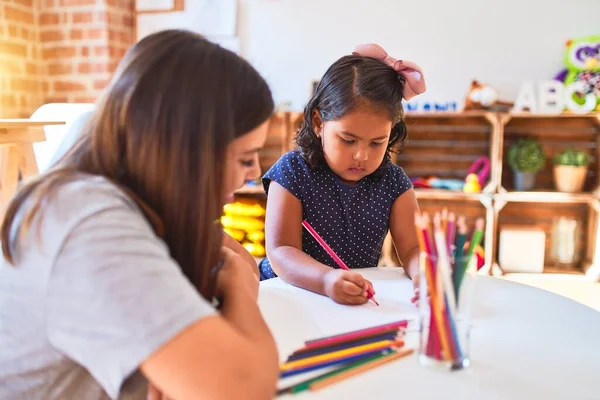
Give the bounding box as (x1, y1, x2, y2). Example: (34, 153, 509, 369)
(214, 247, 259, 302)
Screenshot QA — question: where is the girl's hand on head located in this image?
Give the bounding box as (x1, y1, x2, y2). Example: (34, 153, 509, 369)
(323, 269, 371, 305)
(214, 247, 259, 302)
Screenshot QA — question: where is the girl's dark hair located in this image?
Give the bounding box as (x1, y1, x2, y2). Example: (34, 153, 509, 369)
(296, 55, 408, 176)
(1, 29, 274, 300)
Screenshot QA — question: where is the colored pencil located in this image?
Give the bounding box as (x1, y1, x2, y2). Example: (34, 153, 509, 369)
(287, 331, 401, 361)
(447, 212, 456, 256)
(415, 212, 442, 359)
(303, 320, 408, 348)
(302, 219, 379, 305)
(441, 207, 448, 236)
(293, 327, 402, 356)
(279, 350, 386, 379)
(454, 217, 485, 298)
(434, 213, 456, 314)
(416, 213, 452, 362)
(276, 351, 391, 396)
(309, 348, 415, 391)
(280, 339, 404, 372)
(454, 215, 468, 259)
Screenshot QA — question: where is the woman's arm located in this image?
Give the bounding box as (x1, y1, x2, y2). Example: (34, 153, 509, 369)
(264, 182, 370, 305)
(141, 249, 278, 400)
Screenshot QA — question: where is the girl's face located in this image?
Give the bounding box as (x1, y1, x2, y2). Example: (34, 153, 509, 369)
(222, 119, 269, 203)
(313, 108, 392, 184)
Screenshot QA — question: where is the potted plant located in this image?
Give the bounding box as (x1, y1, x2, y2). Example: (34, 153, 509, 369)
(507, 138, 546, 191)
(552, 148, 590, 193)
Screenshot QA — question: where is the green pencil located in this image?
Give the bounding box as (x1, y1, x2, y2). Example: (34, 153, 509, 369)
(454, 218, 485, 301)
(276, 351, 391, 396)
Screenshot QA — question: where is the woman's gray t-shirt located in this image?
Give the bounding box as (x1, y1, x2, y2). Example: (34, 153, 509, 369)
(0, 176, 216, 399)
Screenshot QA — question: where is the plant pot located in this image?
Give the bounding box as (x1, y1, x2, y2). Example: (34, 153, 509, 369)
(513, 171, 537, 191)
(553, 165, 588, 193)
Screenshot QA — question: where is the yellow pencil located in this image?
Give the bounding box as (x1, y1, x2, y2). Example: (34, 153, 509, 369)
(280, 339, 404, 371)
(309, 348, 415, 391)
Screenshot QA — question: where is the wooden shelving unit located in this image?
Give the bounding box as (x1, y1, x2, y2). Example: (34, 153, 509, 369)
(232, 110, 600, 281)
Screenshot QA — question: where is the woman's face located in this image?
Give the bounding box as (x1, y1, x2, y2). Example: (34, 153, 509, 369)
(222, 119, 269, 203)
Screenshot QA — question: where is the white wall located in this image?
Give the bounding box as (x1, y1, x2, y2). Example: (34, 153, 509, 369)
(239, 0, 599, 110)
(137, 0, 600, 111)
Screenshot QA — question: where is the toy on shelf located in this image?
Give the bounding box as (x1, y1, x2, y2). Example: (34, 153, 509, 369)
(554, 36, 600, 111)
(463, 174, 481, 193)
(464, 156, 490, 192)
(411, 156, 489, 193)
(222, 198, 267, 257)
(463, 80, 513, 112)
(411, 176, 464, 191)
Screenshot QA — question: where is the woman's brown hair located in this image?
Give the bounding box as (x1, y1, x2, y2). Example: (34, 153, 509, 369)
(0, 29, 274, 300)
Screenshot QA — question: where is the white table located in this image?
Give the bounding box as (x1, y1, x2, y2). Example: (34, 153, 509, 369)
(258, 267, 600, 399)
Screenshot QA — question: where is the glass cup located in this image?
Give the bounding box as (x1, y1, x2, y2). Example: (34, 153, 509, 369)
(418, 251, 475, 371)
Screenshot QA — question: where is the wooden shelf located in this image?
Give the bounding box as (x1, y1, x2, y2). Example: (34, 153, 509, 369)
(498, 190, 595, 204)
(0, 119, 65, 128)
(415, 189, 483, 201)
(405, 110, 494, 119)
(542, 266, 586, 275)
(242, 110, 600, 279)
(504, 112, 600, 121)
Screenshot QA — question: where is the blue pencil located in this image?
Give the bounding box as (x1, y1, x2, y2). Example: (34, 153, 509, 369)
(286, 331, 399, 362)
(279, 350, 387, 379)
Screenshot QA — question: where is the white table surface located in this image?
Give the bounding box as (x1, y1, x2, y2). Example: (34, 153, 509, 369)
(258, 267, 600, 400)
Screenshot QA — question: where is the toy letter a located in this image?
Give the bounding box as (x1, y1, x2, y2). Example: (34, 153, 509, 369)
(512, 82, 537, 113)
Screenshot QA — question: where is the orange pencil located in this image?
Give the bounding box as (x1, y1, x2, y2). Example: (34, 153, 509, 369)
(416, 213, 453, 362)
(309, 348, 415, 391)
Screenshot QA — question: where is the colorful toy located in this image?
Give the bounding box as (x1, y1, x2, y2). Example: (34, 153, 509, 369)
(410, 176, 464, 191)
(463, 174, 481, 193)
(465, 156, 490, 188)
(554, 36, 600, 111)
(463, 80, 513, 111)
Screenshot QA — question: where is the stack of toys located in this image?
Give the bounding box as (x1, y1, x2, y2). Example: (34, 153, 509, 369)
(222, 197, 267, 257)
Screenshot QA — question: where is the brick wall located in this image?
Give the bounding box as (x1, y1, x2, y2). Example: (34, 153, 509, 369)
(40, 0, 135, 104)
(0, 0, 44, 118)
(0, 0, 135, 118)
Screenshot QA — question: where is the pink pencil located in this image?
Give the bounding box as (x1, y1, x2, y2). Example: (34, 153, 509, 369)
(302, 220, 379, 306)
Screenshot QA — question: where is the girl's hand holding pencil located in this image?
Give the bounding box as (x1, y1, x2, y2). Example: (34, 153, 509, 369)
(323, 269, 376, 305)
(302, 220, 379, 306)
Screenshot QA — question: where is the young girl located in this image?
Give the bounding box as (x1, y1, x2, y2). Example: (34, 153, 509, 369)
(260, 43, 426, 306)
(0, 30, 279, 399)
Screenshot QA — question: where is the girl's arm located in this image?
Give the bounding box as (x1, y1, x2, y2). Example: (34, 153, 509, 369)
(389, 188, 421, 299)
(264, 182, 370, 304)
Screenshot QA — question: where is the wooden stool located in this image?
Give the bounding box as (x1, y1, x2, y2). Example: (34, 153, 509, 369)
(0, 119, 65, 213)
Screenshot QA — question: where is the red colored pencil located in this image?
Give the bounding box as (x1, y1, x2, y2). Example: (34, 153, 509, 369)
(302, 219, 379, 305)
(303, 320, 408, 349)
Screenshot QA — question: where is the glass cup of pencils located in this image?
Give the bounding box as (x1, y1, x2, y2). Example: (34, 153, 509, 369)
(415, 211, 484, 371)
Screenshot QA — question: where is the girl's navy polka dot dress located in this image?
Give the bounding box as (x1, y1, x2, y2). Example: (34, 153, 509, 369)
(258, 151, 413, 281)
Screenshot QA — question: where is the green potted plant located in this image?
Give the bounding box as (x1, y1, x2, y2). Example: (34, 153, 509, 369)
(552, 148, 591, 193)
(507, 138, 546, 191)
